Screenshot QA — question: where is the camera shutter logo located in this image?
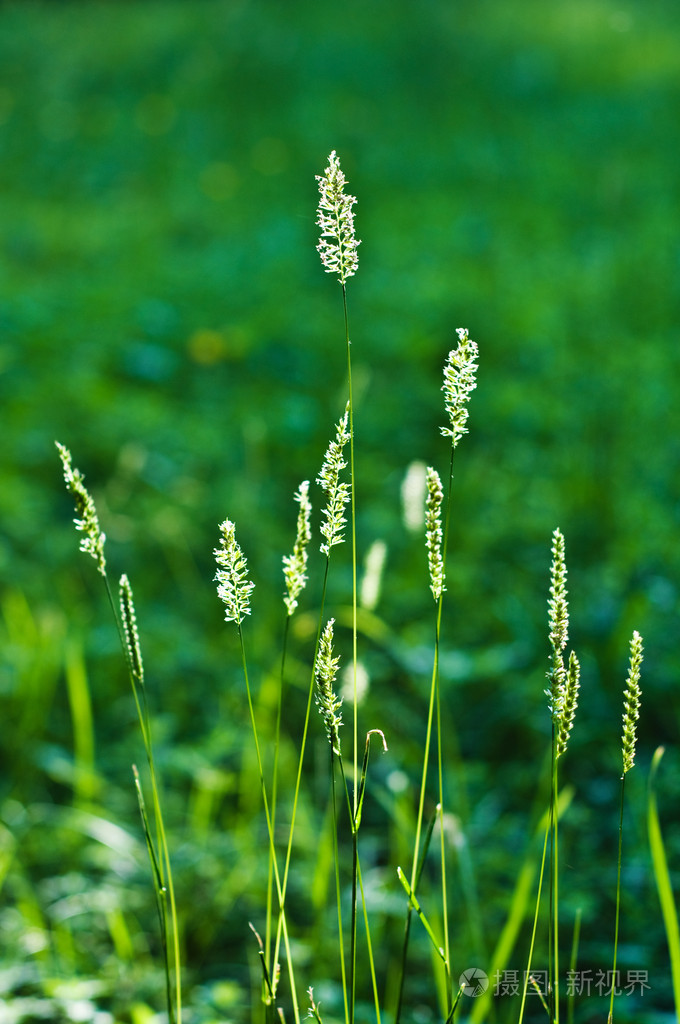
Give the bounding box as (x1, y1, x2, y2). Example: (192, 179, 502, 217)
(459, 968, 489, 997)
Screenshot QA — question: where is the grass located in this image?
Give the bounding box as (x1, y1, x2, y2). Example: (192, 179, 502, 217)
(40, 152, 673, 1024)
(2, 0, 679, 1020)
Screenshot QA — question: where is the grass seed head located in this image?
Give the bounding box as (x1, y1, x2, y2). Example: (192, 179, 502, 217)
(556, 650, 580, 758)
(119, 574, 144, 684)
(441, 328, 479, 446)
(546, 527, 569, 722)
(283, 480, 312, 616)
(317, 404, 351, 556)
(56, 441, 107, 576)
(622, 630, 643, 774)
(425, 467, 445, 601)
(315, 618, 343, 754)
(316, 150, 360, 284)
(214, 519, 255, 626)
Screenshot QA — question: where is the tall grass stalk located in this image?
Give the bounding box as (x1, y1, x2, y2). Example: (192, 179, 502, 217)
(56, 442, 182, 1024)
(266, 482, 312, 972)
(314, 617, 349, 1023)
(647, 746, 680, 1019)
(520, 528, 579, 1024)
(396, 329, 478, 1022)
(316, 150, 363, 1022)
(316, 149, 360, 813)
(268, 408, 350, 1008)
(608, 630, 643, 1024)
(214, 519, 301, 1024)
(472, 785, 574, 1024)
(566, 908, 582, 1024)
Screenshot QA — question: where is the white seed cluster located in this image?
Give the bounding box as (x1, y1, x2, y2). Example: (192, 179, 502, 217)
(622, 631, 643, 774)
(316, 150, 361, 284)
(315, 618, 343, 754)
(283, 480, 312, 616)
(441, 328, 479, 447)
(120, 574, 144, 684)
(56, 441, 107, 576)
(214, 519, 255, 626)
(425, 467, 445, 601)
(317, 404, 351, 556)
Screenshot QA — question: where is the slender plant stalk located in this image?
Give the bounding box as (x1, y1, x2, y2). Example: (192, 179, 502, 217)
(264, 613, 290, 979)
(436, 446, 456, 999)
(609, 777, 627, 1023)
(608, 631, 643, 1024)
(265, 482, 313, 974)
(330, 746, 350, 1024)
(214, 520, 300, 1024)
(336, 732, 387, 1024)
(551, 727, 560, 1024)
(343, 284, 359, 820)
(271, 409, 351, 986)
(56, 443, 182, 1024)
(237, 622, 300, 1024)
(518, 808, 551, 1024)
(647, 747, 680, 1018)
(316, 150, 361, 1021)
(566, 908, 582, 1024)
(396, 331, 478, 1022)
(394, 807, 439, 1024)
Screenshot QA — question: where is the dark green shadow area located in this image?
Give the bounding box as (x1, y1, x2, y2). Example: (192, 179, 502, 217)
(1, 0, 678, 1020)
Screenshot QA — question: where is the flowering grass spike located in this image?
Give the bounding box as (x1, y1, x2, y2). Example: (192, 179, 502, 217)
(546, 527, 569, 722)
(56, 441, 107, 576)
(316, 150, 360, 284)
(283, 480, 312, 616)
(214, 519, 255, 626)
(315, 618, 343, 755)
(441, 328, 479, 446)
(120, 574, 144, 684)
(622, 631, 643, 774)
(425, 467, 445, 601)
(317, 404, 351, 556)
(556, 650, 580, 758)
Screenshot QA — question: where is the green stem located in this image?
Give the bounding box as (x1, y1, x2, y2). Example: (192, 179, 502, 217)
(103, 573, 181, 1024)
(272, 559, 330, 984)
(552, 731, 560, 1024)
(266, 613, 291, 975)
(237, 624, 300, 1024)
(330, 749, 350, 1024)
(567, 908, 581, 1024)
(518, 809, 551, 1024)
(342, 283, 358, 819)
(608, 774, 627, 1023)
(395, 806, 440, 1023)
(343, 280, 360, 1024)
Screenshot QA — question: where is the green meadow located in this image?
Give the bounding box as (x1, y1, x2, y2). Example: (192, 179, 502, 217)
(1, 1, 679, 1021)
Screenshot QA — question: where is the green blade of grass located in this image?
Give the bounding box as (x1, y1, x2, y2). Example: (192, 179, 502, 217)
(647, 746, 680, 1018)
(396, 868, 447, 965)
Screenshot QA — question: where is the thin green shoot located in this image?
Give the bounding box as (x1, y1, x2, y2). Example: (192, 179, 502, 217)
(647, 747, 680, 1020)
(566, 909, 582, 1024)
(56, 443, 182, 1024)
(609, 630, 643, 1024)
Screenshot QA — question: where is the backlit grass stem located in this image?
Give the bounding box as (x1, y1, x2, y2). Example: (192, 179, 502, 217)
(57, 442, 182, 1024)
(214, 520, 300, 1024)
(397, 331, 478, 1023)
(316, 150, 362, 1021)
(522, 528, 580, 1024)
(608, 631, 643, 1024)
(266, 483, 313, 970)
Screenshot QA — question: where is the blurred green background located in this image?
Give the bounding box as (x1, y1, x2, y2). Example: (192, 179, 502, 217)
(1, 0, 679, 1020)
